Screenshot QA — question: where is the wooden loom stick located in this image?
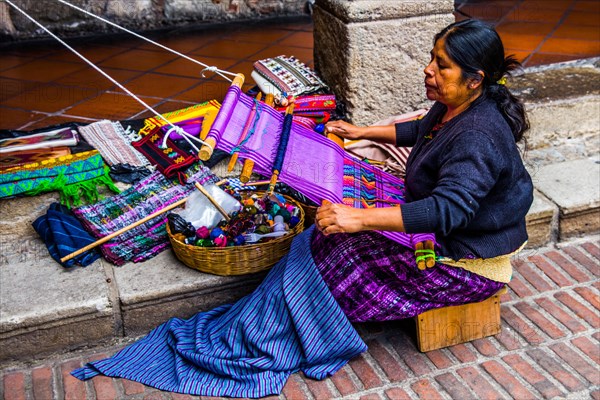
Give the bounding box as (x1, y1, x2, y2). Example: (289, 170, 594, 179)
(228, 92, 262, 172)
(240, 93, 274, 183)
(60, 181, 232, 263)
(60, 197, 188, 263)
(199, 73, 245, 161)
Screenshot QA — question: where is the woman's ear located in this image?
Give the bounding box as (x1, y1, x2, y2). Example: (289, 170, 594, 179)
(468, 71, 485, 90)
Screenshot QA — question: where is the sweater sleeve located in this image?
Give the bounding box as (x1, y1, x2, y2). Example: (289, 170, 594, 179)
(395, 120, 420, 147)
(401, 130, 503, 235)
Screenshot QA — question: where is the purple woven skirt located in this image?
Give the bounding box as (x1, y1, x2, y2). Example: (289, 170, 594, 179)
(311, 230, 505, 322)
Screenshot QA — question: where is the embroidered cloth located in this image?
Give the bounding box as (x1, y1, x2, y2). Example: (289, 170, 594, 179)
(72, 227, 367, 397)
(77, 120, 150, 167)
(311, 230, 506, 322)
(0, 150, 119, 206)
(72, 166, 218, 266)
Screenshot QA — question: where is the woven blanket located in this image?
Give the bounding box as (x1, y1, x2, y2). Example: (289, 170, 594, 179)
(0, 150, 120, 207)
(72, 226, 367, 397)
(72, 166, 218, 266)
(253, 56, 327, 97)
(77, 120, 150, 167)
(33, 202, 101, 268)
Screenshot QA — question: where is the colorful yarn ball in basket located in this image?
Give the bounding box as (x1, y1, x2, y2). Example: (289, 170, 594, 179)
(166, 192, 305, 276)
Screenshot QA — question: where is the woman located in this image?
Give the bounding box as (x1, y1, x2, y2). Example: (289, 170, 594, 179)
(73, 20, 533, 397)
(315, 19, 533, 322)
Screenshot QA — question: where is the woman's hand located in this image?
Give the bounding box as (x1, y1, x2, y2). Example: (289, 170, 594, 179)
(325, 120, 365, 140)
(315, 202, 365, 235)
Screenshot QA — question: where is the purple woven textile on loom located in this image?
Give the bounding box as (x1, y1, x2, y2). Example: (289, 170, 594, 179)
(311, 230, 505, 322)
(72, 167, 217, 265)
(205, 85, 434, 249)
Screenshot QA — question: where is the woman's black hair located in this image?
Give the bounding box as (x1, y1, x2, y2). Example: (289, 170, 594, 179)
(435, 19, 529, 143)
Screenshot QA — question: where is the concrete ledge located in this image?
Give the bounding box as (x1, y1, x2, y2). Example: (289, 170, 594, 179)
(315, 0, 454, 23)
(525, 190, 558, 248)
(534, 158, 600, 240)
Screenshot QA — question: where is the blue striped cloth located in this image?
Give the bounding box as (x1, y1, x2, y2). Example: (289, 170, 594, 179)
(71, 226, 367, 397)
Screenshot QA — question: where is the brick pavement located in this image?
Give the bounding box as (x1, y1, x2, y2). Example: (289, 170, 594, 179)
(2, 239, 599, 400)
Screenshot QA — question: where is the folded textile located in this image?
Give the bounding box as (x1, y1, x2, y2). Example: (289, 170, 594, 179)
(32, 202, 101, 268)
(72, 166, 218, 266)
(72, 227, 367, 397)
(77, 120, 150, 167)
(0, 150, 120, 206)
(253, 56, 327, 98)
(0, 146, 71, 170)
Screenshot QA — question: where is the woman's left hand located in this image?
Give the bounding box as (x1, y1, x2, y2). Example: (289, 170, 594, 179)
(315, 202, 365, 235)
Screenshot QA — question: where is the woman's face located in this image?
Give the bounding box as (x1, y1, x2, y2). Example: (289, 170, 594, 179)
(423, 38, 473, 109)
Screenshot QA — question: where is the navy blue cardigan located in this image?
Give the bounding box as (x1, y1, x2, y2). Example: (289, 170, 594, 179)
(396, 97, 533, 260)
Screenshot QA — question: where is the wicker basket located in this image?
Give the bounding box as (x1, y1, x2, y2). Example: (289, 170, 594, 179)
(166, 193, 305, 276)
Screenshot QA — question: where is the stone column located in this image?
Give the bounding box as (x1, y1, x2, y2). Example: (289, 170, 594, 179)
(313, 0, 454, 125)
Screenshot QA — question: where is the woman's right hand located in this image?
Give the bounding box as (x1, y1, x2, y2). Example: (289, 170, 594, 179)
(325, 120, 365, 140)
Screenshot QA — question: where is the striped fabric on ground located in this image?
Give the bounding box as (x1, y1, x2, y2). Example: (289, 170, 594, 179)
(71, 226, 367, 397)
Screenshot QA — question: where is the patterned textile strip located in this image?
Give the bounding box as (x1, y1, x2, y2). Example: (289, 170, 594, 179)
(77, 120, 150, 167)
(275, 94, 336, 113)
(0, 150, 119, 206)
(203, 85, 435, 249)
(253, 56, 327, 97)
(72, 166, 218, 265)
(137, 100, 221, 140)
(71, 227, 367, 397)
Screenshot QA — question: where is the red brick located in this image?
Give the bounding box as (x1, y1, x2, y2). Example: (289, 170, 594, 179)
(384, 387, 411, 399)
(170, 393, 196, 400)
(507, 275, 534, 297)
(122, 378, 146, 395)
(534, 298, 587, 333)
(571, 336, 600, 365)
(594, 331, 600, 342)
(3, 371, 26, 400)
(388, 335, 431, 375)
(527, 348, 585, 391)
(359, 394, 382, 400)
(410, 379, 443, 400)
(513, 259, 554, 292)
(514, 302, 565, 339)
(61, 359, 86, 400)
(456, 366, 505, 399)
(500, 291, 514, 302)
(348, 354, 382, 389)
(281, 374, 309, 400)
(32, 366, 53, 400)
(470, 338, 500, 357)
(545, 251, 592, 282)
(494, 325, 524, 351)
(329, 366, 359, 396)
(581, 242, 600, 260)
(592, 389, 600, 400)
(550, 342, 600, 385)
(301, 373, 336, 399)
(447, 343, 477, 363)
(555, 292, 600, 328)
(501, 307, 544, 345)
(529, 254, 575, 287)
(425, 349, 454, 369)
(562, 246, 600, 277)
(366, 340, 409, 382)
(481, 360, 537, 399)
(574, 286, 600, 311)
(435, 372, 473, 399)
(92, 375, 118, 400)
(502, 354, 564, 399)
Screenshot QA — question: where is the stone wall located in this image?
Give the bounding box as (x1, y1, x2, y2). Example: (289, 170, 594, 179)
(313, 0, 454, 125)
(0, 0, 308, 40)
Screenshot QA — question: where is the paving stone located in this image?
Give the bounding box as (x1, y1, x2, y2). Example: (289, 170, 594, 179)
(525, 190, 558, 248)
(534, 158, 600, 239)
(111, 250, 265, 337)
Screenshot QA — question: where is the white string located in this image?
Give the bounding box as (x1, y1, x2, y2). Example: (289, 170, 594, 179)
(4, 0, 214, 151)
(55, 0, 236, 82)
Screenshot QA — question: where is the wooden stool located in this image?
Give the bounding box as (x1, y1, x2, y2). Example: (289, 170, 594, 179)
(415, 286, 507, 352)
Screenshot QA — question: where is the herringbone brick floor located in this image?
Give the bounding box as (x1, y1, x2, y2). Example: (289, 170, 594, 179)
(2, 238, 598, 399)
